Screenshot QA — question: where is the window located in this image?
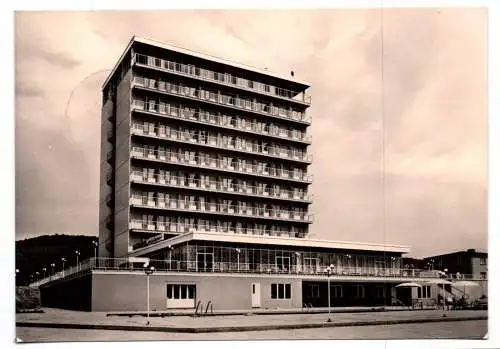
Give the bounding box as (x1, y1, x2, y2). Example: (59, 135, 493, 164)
(271, 283, 291, 299)
(375, 286, 386, 299)
(308, 284, 320, 298)
(353, 285, 365, 298)
(332, 285, 343, 298)
(480, 257, 486, 265)
(418, 285, 431, 299)
(480, 272, 487, 279)
(166, 284, 196, 300)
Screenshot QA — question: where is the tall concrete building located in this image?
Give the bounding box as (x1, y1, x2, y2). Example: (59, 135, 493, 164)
(99, 36, 313, 258)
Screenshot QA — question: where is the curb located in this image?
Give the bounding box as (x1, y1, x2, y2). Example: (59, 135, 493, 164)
(106, 307, 427, 317)
(16, 316, 488, 333)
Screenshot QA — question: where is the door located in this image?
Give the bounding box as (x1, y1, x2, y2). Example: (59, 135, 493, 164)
(251, 283, 261, 308)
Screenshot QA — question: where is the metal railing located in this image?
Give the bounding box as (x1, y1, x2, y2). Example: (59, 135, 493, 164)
(128, 220, 307, 239)
(132, 99, 312, 144)
(130, 147, 313, 183)
(31, 256, 458, 288)
(133, 53, 311, 105)
(131, 123, 312, 163)
(129, 195, 313, 223)
(129, 171, 313, 202)
(131, 76, 311, 125)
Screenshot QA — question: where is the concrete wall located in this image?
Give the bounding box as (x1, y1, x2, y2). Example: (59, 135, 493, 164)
(113, 69, 132, 257)
(40, 274, 93, 311)
(98, 99, 114, 258)
(91, 272, 302, 312)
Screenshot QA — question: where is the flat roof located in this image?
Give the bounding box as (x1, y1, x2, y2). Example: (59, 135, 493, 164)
(102, 35, 312, 90)
(129, 232, 411, 257)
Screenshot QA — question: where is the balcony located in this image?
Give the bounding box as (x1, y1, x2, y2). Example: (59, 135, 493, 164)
(132, 100, 311, 145)
(105, 172, 113, 185)
(131, 123, 312, 164)
(105, 194, 113, 207)
(131, 76, 311, 125)
(133, 53, 311, 106)
(129, 196, 313, 223)
(130, 146, 313, 184)
(105, 215, 114, 228)
(107, 129, 114, 142)
(129, 219, 305, 238)
(129, 171, 313, 203)
(106, 150, 114, 164)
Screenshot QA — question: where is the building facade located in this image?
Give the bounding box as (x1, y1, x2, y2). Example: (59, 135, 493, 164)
(99, 36, 313, 258)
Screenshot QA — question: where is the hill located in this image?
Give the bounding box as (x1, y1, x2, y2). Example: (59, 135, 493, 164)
(15, 234, 98, 286)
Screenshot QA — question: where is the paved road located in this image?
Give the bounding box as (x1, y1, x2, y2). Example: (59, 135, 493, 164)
(16, 320, 487, 342)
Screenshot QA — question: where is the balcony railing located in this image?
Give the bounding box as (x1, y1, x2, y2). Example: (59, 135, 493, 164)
(131, 123, 312, 164)
(132, 99, 312, 144)
(131, 76, 311, 125)
(130, 146, 313, 183)
(129, 219, 305, 239)
(133, 53, 311, 105)
(130, 171, 313, 203)
(129, 196, 313, 223)
(30, 257, 458, 288)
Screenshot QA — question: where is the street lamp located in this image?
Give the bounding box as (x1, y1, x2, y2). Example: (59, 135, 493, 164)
(167, 245, 173, 270)
(325, 264, 335, 322)
(235, 248, 241, 272)
(144, 263, 156, 326)
(75, 251, 80, 271)
(35, 271, 40, 281)
(61, 257, 66, 277)
(92, 241, 98, 260)
(50, 263, 55, 280)
(42, 268, 47, 279)
(443, 268, 448, 311)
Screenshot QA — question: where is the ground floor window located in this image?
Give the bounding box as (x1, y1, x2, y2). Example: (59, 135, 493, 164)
(418, 285, 431, 299)
(307, 284, 320, 298)
(332, 285, 343, 298)
(167, 284, 196, 300)
(375, 286, 386, 299)
(271, 283, 291, 299)
(353, 285, 365, 298)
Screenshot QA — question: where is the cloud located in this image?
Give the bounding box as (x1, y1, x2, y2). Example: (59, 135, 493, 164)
(14, 9, 487, 257)
(15, 81, 45, 99)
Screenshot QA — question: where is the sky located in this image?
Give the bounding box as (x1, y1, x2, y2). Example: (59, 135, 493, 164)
(14, 9, 487, 258)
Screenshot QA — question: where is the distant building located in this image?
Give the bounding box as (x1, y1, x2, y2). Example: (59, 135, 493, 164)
(423, 249, 488, 281)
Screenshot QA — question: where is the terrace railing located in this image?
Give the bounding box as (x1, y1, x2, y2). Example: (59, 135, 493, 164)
(29, 257, 469, 288)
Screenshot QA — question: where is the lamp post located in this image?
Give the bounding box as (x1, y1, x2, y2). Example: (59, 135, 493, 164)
(92, 241, 98, 261)
(235, 248, 241, 272)
(61, 257, 66, 277)
(168, 245, 173, 270)
(325, 264, 334, 322)
(443, 268, 448, 311)
(144, 263, 156, 326)
(50, 263, 55, 279)
(42, 267, 47, 279)
(15, 269, 19, 285)
(75, 251, 80, 271)
(35, 272, 39, 281)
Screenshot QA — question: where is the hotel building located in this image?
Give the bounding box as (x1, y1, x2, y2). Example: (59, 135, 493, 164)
(35, 37, 458, 312)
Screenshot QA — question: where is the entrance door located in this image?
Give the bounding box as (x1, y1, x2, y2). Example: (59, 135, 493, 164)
(251, 283, 261, 308)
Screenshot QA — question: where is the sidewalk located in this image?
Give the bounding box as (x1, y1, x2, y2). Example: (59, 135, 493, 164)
(16, 308, 488, 333)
